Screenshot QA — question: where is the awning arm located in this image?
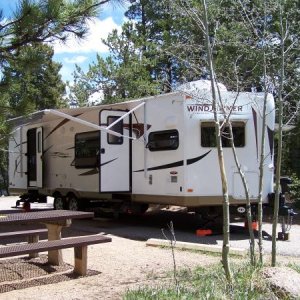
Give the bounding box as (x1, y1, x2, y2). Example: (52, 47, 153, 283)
(45, 109, 132, 139)
(106, 102, 146, 130)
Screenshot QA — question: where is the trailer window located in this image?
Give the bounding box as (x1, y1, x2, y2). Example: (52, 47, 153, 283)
(75, 131, 99, 168)
(107, 116, 123, 145)
(147, 130, 179, 151)
(201, 122, 245, 147)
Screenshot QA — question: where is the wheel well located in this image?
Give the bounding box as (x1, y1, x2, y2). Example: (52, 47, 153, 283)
(52, 192, 62, 199)
(66, 192, 77, 201)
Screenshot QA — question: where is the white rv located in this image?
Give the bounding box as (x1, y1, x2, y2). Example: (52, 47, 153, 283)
(8, 81, 275, 217)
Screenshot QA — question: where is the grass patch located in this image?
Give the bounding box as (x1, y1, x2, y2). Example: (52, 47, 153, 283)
(158, 245, 244, 258)
(158, 245, 221, 257)
(124, 263, 276, 300)
(287, 262, 300, 274)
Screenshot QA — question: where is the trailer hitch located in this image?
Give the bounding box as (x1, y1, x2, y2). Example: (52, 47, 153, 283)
(267, 177, 298, 240)
(277, 177, 297, 241)
(278, 205, 297, 240)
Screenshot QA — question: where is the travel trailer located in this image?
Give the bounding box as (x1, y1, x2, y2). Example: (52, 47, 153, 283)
(8, 80, 276, 218)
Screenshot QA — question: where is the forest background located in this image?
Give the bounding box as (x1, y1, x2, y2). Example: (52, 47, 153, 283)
(0, 0, 300, 199)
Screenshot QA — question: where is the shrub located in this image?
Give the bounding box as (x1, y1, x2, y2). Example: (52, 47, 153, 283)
(288, 174, 300, 209)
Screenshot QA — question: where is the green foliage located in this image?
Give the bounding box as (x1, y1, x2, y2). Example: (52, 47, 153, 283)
(0, 0, 118, 191)
(287, 263, 300, 274)
(70, 21, 162, 104)
(282, 121, 300, 178)
(288, 174, 300, 209)
(69, 0, 206, 104)
(206, 0, 300, 94)
(124, 263, 276, 300)
(1, 43, 66, 116)
(0, 0, 103, 63)
(0, 148, 8, 194)
(0, 0, 113, 117)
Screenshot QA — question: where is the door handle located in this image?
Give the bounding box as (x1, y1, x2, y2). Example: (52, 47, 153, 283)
(100, 148, 105, 154)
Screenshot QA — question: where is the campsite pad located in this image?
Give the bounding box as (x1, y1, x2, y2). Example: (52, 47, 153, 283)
(0, 255, 100, 293)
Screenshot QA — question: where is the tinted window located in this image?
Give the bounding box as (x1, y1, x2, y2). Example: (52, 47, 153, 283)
(107, 116, 123, 145)
(75, 131, 99, 168)
(201, 122, 245, 147)
(148, 130, 179, 151)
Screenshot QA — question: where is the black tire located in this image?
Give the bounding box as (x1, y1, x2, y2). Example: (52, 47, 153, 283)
(53, 196, 66, 210)
(67, 195, 80, 211)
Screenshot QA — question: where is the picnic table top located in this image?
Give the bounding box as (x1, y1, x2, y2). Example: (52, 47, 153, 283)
(0, 210, 94, 224)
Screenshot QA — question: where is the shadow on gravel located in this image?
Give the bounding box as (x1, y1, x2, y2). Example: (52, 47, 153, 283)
(68, 209, 276, 246)
(0, 255, 100, 294)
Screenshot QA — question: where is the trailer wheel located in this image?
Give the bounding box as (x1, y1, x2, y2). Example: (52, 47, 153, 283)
(68, 195, 80, 211)
(53, 196, 66, 210)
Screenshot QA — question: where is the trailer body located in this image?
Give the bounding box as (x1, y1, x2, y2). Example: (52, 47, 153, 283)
(8, 81, 275, 213)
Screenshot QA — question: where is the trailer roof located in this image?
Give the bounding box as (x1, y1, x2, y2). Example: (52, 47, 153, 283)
(8, 106, 101, 127)
(8, 92, 181, 127)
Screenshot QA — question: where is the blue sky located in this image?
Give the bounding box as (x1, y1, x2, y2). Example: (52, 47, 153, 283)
(1, 1, 127, 82)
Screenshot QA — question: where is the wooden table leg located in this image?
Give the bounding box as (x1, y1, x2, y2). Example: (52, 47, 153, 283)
(28, 234, 39, 258)
(74, 245, 88, 276)
(46, 224, 63, 265)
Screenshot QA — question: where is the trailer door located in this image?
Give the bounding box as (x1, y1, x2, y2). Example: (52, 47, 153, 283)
(27, 127, 43, 188)
(100, 110, 131, 192)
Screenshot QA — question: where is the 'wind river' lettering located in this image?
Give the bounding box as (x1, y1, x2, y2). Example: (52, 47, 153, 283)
(187, 104, 243, 113)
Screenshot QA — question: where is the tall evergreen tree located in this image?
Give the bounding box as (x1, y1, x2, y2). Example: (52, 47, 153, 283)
(1, 44, 66, 115)
(70, 0, 205, 104)
(0, 0, 123, 191)
(71, 21, 161, 104)
(0, 0, 117, 66)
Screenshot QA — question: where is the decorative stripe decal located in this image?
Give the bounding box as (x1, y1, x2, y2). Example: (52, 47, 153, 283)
(77, 150, 212, 176)
(14, 159, 20, 177)
(267, 126, 274, 159)
(187, 150, 211, 165)
(43, 145, 53, 155)
(79, 158, 118, 176)
(134, 150, 211, 172)
(252, 107, 258, 159)
(50, 152, 71, 158)
(101, 158, 118, 167)
(44, 113, 83, 140)
(135, 160, 183, 173)
(14, 141, 27, 148)
(79, 169, 98, 176)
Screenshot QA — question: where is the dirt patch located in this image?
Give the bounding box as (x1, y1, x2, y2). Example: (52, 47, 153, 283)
(0, 236, 219, 300)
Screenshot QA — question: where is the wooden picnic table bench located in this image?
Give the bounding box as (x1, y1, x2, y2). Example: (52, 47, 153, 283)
(0, 210, 112, 275)
(0, 234, 111, 275)
(0, 210, 94, 265)
(0, 228, 48, 258)
(0, 228, 48, 240)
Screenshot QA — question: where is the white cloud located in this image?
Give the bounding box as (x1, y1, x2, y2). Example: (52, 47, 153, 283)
(64, 56, 88, 64)
(52, 17, 121, 54)
(88, 91, 104, 105)
(58, 65, 75, 82)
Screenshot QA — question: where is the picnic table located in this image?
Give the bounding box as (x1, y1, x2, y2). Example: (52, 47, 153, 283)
(0, 210, 94, 264)
(0, 210, 111, 275)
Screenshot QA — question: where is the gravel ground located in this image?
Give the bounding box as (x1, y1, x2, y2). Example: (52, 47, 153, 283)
(0, 196, 300, 299)
(0, 231, 219, 299)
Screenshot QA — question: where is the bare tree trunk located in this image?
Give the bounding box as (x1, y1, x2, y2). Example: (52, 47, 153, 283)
(228, 123, 256, 265)
(202, 0, 232, 283)
(256, 1, 271, 265)
(272, 2, 285, 267)
(257, 52, 268, 265)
